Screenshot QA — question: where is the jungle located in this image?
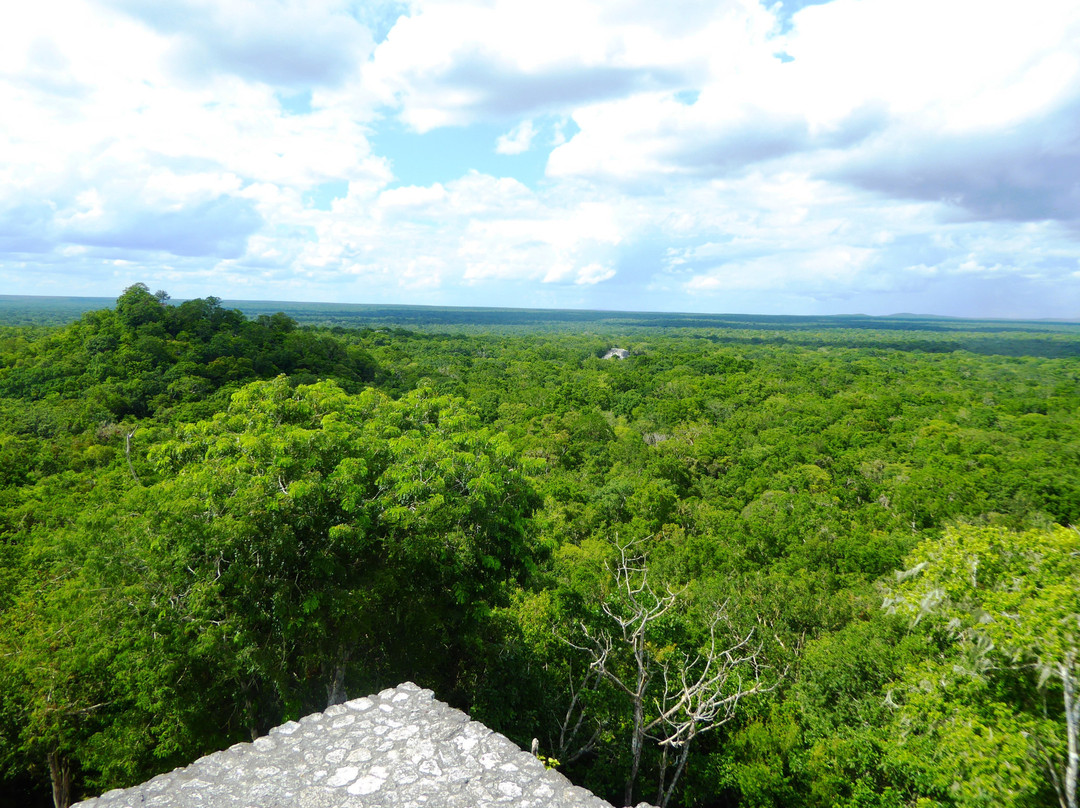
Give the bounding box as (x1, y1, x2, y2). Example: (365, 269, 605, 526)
(1, 285, 1078, 808)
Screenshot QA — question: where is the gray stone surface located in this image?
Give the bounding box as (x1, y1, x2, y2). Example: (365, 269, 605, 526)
(74, 682, 623, 808)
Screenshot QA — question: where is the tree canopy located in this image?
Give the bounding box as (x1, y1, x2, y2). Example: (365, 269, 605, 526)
(1, 288, 1079, 807)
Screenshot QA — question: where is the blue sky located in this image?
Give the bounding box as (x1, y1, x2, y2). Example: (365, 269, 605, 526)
(2, 0, 1079, 318)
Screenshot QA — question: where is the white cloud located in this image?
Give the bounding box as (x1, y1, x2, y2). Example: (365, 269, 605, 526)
(3, 0, 1080, 317)
(106, 0, 375, 87)
(364, 0, 737, 130)
(377, 183, 449, 211)
(784, 0, 1080, 132)
(0, 0, 388, 265)
(540, 0, 1080, 228)
(495, 120, 536, 154)
(684, 246, 878, 294)
(575, 262, 616, 285)
(272, 170, 627, 296)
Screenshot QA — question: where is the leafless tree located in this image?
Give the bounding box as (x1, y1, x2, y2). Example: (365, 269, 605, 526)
(125, 427, 142, 485)
(1038, 650, 1079, 808)
(571, 538, 774, 808)
(550, 664, 604, 766)
(651, 609, 770, 807)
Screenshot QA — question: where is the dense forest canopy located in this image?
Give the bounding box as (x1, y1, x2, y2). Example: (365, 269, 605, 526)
(1, 286, 1078, 808)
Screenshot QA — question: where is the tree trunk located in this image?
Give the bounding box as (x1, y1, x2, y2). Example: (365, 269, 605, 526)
(624, 693, 644, 807)
(326, 660, 348, 707)
(659, 741, 694, 808)
(1063, 657, 1078, 808)
(244, 690, 259, 741)
(48, 750, 72, 808)
(325, 644, 350, 708)
(125, 428, 141, 485)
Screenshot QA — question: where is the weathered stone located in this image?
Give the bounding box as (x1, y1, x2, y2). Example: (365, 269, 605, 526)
(74, 682, 635, 808)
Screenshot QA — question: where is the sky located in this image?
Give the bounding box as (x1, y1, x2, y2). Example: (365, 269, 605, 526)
(2, 0, 1079, 318)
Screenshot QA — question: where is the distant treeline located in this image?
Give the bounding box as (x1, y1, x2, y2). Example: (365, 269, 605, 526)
(4, 293, 1078, 348)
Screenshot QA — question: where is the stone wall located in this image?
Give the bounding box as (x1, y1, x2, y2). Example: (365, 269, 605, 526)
(75, 682, 654, 808)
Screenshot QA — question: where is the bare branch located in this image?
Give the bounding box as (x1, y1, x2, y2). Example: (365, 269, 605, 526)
(553, 666, 603, 765)
(564, 535, 779, 808)
(125, 428, 142, 485)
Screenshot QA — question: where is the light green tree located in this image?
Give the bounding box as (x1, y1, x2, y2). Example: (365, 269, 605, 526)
(885, 525, 1080, 808)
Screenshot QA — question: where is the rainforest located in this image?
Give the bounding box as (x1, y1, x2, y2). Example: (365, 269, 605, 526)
(1, 285, 1078, 808)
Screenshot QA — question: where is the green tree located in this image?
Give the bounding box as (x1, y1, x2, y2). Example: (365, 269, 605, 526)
(886, 525, 1080, 808)
(114, 283, 166, 331)
(0, 474, 194, 808)
(143, 377, 541, 722)
(0, 377, 542, 804)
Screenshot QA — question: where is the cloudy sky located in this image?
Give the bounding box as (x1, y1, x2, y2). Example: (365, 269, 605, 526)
(2, 0, 1079, 317)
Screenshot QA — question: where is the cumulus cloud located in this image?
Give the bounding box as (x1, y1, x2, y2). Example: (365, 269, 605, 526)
(364, 0, 727, 130)
(495, 120, 536, 155)
(0, 0, 387, 272)
(66, 194, 263, 258)
(782, 0, 1080, 229)
(543, 0, 1080, 225)
(575, 262, 617, 285)
(262, 170, 626, 300)
(105, 0, 374, 88)
(3, 0, 1080, 317)
(834, 97, 1080, 228)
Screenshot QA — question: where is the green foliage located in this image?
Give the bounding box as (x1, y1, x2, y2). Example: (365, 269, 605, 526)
(0, 285, 379, 429)
(142, 378, 541, 717)
(2, 290, 1080, 805)
(884, 525, 1080, 808)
